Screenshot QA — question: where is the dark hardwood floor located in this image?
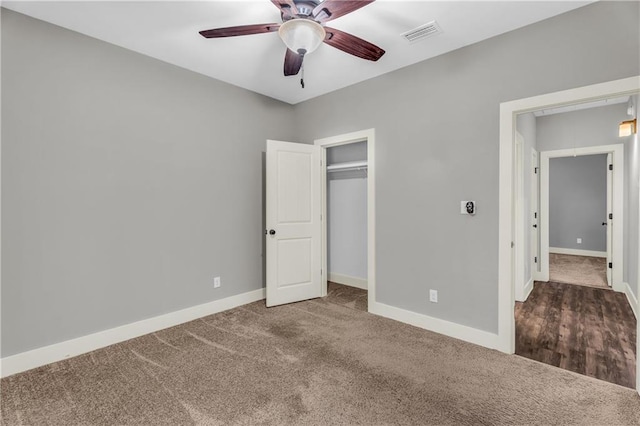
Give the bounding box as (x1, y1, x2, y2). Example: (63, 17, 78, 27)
(516, 281, 636, 388)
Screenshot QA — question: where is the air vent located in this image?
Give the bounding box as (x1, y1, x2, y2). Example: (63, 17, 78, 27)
(401, 21, 442, 43)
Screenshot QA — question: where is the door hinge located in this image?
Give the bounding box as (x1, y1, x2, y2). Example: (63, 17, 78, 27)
(534, 167, 538, 174)
(609, 164, 613, 171)
(609, 262, 613, 269)
(534, 256, 538, 264)
(534, 212, 537, 219)
(609, 213, 613, 220)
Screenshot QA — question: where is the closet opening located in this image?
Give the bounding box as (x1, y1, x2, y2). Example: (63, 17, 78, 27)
(324, 141, 369, 311)
(315, 129, 376, 313)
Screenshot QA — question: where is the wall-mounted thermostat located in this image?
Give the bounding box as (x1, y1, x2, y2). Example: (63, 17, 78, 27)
(461, 201, 476, 215)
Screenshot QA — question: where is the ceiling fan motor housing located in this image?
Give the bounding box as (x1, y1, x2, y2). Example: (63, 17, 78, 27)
(281, 1, 323, 21)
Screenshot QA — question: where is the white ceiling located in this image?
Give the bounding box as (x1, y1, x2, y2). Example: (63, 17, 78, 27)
(3, 0, 594, 105)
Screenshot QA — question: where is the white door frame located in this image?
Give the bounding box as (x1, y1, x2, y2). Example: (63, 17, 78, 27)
(539, 145, 623, 290)
(514, 132, 525, 301)
(498, 76, 640, 393)
(314, 129, 376, 311)
(531, 149, 541, 285)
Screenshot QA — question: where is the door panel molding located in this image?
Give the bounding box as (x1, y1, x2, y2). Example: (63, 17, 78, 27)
(266, 140, 321, 307)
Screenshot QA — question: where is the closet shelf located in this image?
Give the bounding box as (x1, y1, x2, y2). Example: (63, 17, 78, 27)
(326, 160, 368, 172)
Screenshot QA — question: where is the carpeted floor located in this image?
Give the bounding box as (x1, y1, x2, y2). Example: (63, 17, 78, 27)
(549, 253, 608, 288)
(325, 281, 368, 312)
(2, 284, 640, 425)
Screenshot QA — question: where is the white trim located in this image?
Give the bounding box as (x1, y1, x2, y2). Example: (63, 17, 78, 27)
(498, 76, 640, 359)
(369, 302, 500, 350)
(0, 288, 266, 378)
(514, 132, 526, 302)
(540, 144, 624, 292)
(624, 282, 638, 320)
(315, 129, 376, 312)
(549, 247, 607, 258)
(530, 149, 541, 286)
(523, 277, 534, 302)
(328, 273, 368, 290)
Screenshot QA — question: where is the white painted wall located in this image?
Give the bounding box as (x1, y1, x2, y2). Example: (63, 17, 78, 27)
(328, 176, 368, 280)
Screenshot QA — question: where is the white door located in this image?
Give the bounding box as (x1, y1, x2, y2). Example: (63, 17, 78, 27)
(606, 153, 613, 287)
(531, 150, 539, 278)
(266, 140, 322, 307)
(514, 133, 525, 301)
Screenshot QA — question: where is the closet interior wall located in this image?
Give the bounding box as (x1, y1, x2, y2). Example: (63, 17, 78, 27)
(326, 142, 368, 288)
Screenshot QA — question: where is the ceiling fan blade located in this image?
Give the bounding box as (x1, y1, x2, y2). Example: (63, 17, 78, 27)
(271, 0, 299, 19)
(284, 48, 304, 76)
(313, 0, 374, 23)
(323, 27, 385, 61)
(199, 23, 280, 38)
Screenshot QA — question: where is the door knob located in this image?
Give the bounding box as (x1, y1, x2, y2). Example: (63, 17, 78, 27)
(269, 229, 276, 235)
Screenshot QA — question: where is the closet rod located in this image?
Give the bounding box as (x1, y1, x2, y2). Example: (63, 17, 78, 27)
(326, 160, 368, 172)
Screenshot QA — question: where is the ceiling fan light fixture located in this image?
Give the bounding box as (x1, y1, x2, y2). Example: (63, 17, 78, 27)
(278, 19, 326, 55)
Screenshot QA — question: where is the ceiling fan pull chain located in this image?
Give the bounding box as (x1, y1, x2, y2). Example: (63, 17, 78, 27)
(300, 61, 305, 89)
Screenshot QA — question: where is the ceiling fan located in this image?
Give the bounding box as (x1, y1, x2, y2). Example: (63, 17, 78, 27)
(199, 0, 385, 80)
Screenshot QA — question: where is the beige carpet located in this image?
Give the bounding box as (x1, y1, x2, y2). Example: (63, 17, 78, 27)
(549, 253, 608, 288)
(2, 286, 640, 425)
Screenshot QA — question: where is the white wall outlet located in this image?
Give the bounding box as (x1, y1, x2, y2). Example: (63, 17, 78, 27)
(429, 289, 438, 303)
(577, 238, 582, 244)
(213, 276, 221, 288)
(460, 201, 476, 215)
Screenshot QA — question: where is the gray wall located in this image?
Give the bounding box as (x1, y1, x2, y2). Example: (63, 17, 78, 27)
(549, 155, 608, 252)
(537, 104, 628, 152)
(327, 142, 368, 280)
(292, 1, 640, 333)
(2, 1, 639, 357)
(1, 10, 295, 357)
(624, 96, 639, 300)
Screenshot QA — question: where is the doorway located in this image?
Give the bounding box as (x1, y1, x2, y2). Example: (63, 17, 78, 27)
(324, 141, 369, 311)
(315, 129, 376, 312)
(498, 76, 640, 393)
(547, 153, 609, 289)
(265, 129, 376, 309)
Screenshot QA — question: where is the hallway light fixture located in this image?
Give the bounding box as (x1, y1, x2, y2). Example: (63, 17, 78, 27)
(618, 118, 637, 137)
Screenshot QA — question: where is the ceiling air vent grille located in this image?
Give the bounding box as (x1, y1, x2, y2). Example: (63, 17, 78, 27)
(401, 21, 442, 43)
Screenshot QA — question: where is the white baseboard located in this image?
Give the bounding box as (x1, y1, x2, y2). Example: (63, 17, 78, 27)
(328, 273, 368, 290)
(623, 282, 638, 319)
(369, 301, 500, 350)
(515, 276, 534, 302)
(523, 277, 534, 301)
(549, 247, 607, 258)
(0, 288, 266, 378)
